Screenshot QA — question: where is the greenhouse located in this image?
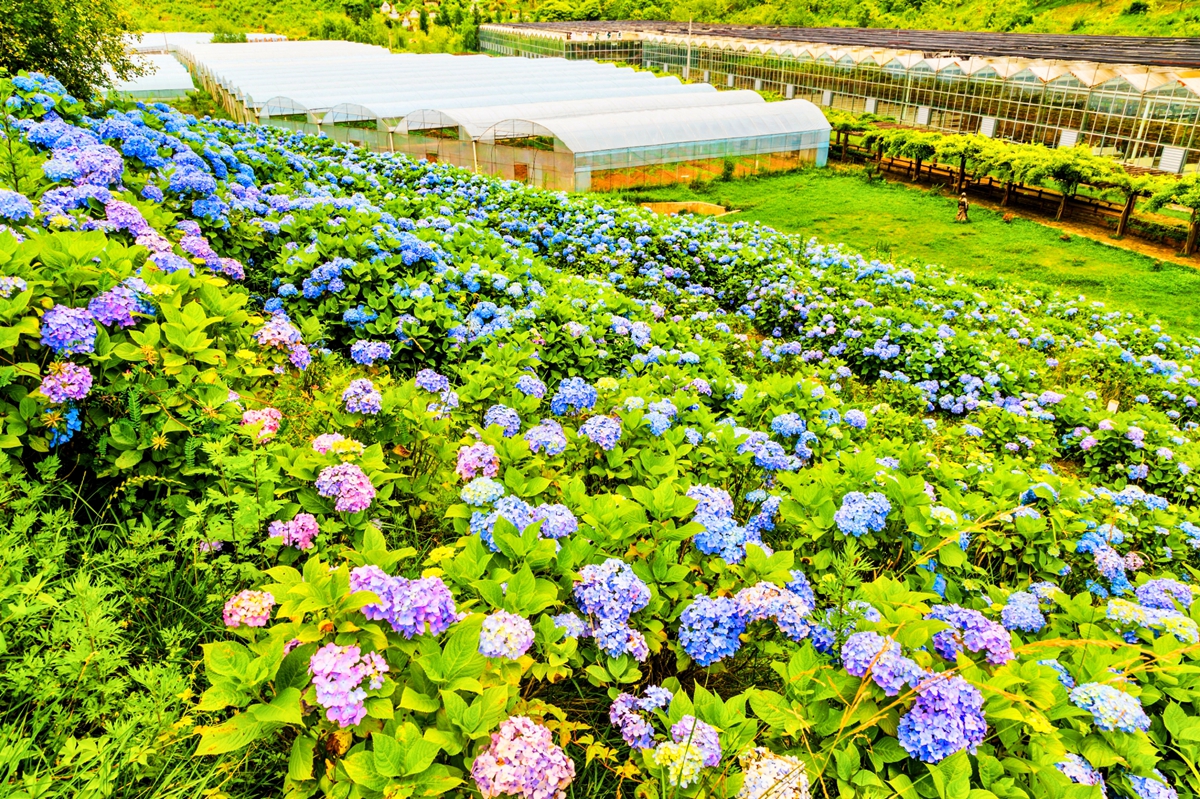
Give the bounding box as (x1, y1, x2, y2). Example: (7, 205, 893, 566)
(482, 22, 1200, 174)
(171, 42, 831, 190)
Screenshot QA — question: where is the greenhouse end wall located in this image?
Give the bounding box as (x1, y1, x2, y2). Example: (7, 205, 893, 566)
(263, 119, 828, 193)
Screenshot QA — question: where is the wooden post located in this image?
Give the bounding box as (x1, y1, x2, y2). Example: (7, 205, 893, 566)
(1188, 207, 1199, 256)
(1056, 191, 1068, 222)
(1116, 191, 1135, 237)
(957, 155, 966, 194)
(1002, 180, 1012, 207)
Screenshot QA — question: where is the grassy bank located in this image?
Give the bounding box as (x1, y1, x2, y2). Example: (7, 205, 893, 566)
(616, 168, 1200, 335)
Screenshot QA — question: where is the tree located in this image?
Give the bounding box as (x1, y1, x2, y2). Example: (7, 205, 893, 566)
(418, 7, 429, 32)
(0, 0, 145, 99)
(934, 134, 989, 193)
(343, 0, 378, 24)
(1025, 145, 1116, 221)
(1146, 175, 1200, 256)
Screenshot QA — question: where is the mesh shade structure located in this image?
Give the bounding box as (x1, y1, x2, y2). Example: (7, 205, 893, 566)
(482, 21, 1200, 174)
(173, 41, 831, 191)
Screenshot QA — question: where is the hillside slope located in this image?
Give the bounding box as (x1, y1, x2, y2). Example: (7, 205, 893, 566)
(130, 0, 1200, 40)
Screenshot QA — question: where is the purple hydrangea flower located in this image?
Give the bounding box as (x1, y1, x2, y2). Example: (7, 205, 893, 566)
(38, 362, 92, 403)
(315, 463, 376, 512)
(342, 379, 382, 415)
(40, 305, 96, 355)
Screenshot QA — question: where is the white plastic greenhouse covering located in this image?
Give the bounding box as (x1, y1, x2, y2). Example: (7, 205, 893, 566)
(126, 32, 287, 53)
(482, 100, 830, 155)
(108, 54, 195, 98)
(401, 89, 763, 137)
(177, 39, 830, 192)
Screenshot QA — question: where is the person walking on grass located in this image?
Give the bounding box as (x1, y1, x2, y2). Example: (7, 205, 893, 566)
(956, 192, 970, 223)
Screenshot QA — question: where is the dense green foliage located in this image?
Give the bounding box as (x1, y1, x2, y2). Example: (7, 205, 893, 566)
(8, 70, 1200, 799)
(129, 0, 1200, 42)
(0, 0, 145, 98)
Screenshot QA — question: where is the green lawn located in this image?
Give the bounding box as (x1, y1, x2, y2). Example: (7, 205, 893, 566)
(614, 168, 1200, 335)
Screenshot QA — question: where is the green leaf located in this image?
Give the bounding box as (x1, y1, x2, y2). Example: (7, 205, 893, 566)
(193, 713, 265, 756)
(401, 686, 442, 713)
(343, 750, 388, 791)
(288, 736, 316, 782)
(203, 641, 252, 679)
(248, 687, 303, 725)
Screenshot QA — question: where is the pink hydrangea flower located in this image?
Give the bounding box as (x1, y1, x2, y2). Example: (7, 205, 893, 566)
(223, 590, 275, 628)
(471, 716, 576, 799)
(241, 407, 282, 442)
(268, 513, 320, 550)
(456, 442, 500, 480)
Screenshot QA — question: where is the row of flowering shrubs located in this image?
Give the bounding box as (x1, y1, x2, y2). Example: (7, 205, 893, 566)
(3, 70, 1200, 799)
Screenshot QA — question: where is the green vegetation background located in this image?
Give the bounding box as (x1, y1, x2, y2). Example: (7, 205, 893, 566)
(129, 0, 1200, 46)
(618, 168, 1200, 334)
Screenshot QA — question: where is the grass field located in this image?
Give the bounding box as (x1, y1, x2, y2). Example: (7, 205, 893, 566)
(616, 168, 1200, 335)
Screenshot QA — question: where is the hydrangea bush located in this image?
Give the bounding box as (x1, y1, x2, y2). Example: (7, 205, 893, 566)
(3, 70, 1200, 799)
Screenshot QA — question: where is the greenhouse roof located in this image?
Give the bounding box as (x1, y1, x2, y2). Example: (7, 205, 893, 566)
(109, 53, 195, 96)
(401, 89, 762, 138)
(498, 21, 1200, 69)
(481, 99, 831, 155)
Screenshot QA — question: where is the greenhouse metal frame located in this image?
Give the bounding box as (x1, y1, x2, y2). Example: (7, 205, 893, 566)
(481, 22, 1200, 174)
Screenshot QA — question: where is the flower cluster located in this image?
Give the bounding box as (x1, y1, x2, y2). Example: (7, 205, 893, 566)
(897, 674, 987, 763)
(349, 339, 391, 365)
(38, 362, 92, 403)
(841, 632, 927, 696)
(222, 590, 275, 628)
(573, 558, 651, 659)
(268, 513, 319, 550)
(579, 414, 622, 450)
(240, 407, 282, 442)
(342, 379, 382, 414)
(349, 565, 457, 637)
(737, 748, 811, 799)
(479, 610, 536, 659)
(471, 716, 575, 799)
(679, 595, 747, 666)
(1000, 591, 1046, 633)
(834, 491, 892, 537)
(308, 643, 389, 727)
(927, 604, 1014, 665)
(687, 484, 768, 564)
(457, 442, 500, 480)
(525, 419, 567, 456)
(484, 404, 521, 436)
(315, 463, 376, 512)
(549, 377, 596, 415)
(609, 686, 673, 748)
(1069, 682, 1151, 732)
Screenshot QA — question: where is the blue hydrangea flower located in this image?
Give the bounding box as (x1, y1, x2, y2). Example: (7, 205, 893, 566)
(550, 377, 597, 415)
(897, 674, 986, 763)
(835, 491, 891, 537)
(1000, 591, 1046, 632)
(679, 595, 746, 667)
(1069, 683, 1150, 732)
(484, 404, 521, 437)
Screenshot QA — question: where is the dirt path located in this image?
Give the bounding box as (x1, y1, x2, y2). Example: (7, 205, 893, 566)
(828, 164, 1196, 269)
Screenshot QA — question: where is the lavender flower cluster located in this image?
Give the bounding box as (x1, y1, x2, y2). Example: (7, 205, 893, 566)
(349, 565, 457, 637)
